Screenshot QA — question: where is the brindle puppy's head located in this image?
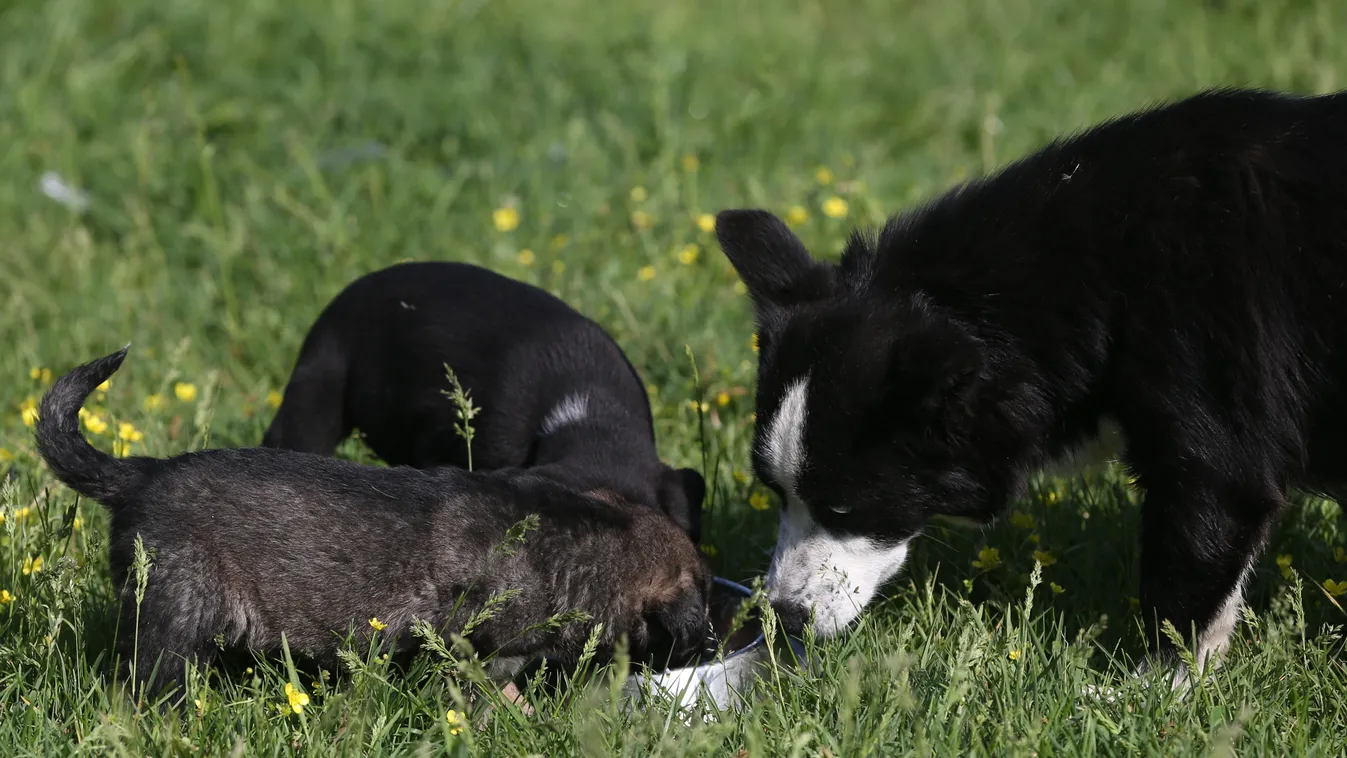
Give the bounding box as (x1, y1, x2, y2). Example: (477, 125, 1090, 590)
(587, 488, 716, 670)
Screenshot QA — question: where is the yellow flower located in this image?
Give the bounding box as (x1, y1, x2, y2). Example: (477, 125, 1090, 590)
(637, 265, 657, 282)
(681, 154, 700, 172)
(972, 547, 1001, 570)
(30, 367, 52, 383)
(0, 589, 14, 604)
(551, 260, 566, 275)
(629, 186, 647, 203)
(1128, 597, 1141, 611)
(1044, 489, 1060, 505)
(716, 391, 731, 407)
(631, 210, 653, 230)
(749, 492, 771, 511)
(1323, 579, 1347, 597)
(699, 544, 718, 558)
(0, 448, 13, 463)
(1032, 550, 1057, 567)
(20, 396, 39, 427)
(1027, 533, 1041, 545)
(750, 333, 759, 352)
(678, 244, 699, 265)
(822, 196, 848, 218)
(733, 281, 747, 295)
(445, 709, 465, 736)
(174, 383, 198, 402)
(1276, 554, 1293, 580)
(1008, 649, 1022, 661)
(118, 422, 143, 442)
(517, 249, 536, 266)
(284, 682, 310, 714)
(696, 213, 715, 233)
(815, 166, 834, 185)
(22, 556, 44, 576)
(785, 205, 809, 227)
(732, 469, 751, 486)
(72, 517, 82, 530)
(84, 413, 109, 436)
(96, 379, 111, 393)
(266, 391, 283, 410)
(1008, 510, 1035, 529)
(492, 206, 520, 232)
(143, 394, 166, 412)
(1334, 546, 1347, 564)
(369, 617, 388, 631)
(1049, 582, 1065, 595)
(550, 233, 569, 250)
(685, 400, 709, 413)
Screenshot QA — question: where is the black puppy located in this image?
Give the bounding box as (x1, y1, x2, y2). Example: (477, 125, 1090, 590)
(263, 262, 705, 541)
(37, 348, 713, 695)
(718, 87, 1347, 678)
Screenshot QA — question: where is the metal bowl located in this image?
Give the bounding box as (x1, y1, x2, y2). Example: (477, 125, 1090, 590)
(625, 577, 806, 714)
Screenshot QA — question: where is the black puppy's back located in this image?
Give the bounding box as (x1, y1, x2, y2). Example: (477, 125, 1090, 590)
(264, 262, 703, 538)
(266, 262, 648, 467)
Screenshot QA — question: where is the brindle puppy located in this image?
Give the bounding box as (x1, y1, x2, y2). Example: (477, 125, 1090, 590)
(36, 347, 713, 696)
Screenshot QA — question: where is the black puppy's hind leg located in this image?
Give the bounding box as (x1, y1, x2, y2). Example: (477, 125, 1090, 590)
(262, 330, 351, 455)
(1136, 468, 1283, 686)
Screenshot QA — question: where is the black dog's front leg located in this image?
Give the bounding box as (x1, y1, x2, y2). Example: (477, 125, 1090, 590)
(1137, 473, 1282, 679)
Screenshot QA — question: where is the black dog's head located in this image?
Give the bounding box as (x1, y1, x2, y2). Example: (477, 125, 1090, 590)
(717, 209, 1006, 637)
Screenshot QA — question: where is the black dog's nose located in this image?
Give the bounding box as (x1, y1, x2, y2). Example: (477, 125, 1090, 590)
(772, 601, 809, 636)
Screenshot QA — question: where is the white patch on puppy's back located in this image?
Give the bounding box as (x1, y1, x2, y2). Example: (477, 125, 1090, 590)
(761, 377, 809, 492)
(540, 393, 590, 435)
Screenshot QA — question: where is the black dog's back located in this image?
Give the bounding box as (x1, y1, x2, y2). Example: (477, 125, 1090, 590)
(265, 262, 649, 467)
(264, 262, 704, 538)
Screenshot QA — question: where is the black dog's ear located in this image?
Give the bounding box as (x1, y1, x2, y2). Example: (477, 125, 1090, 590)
(716, 209, 834, 316)
(656, 467, 705, 543)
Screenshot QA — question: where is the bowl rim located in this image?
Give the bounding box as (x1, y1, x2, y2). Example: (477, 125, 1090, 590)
(701, 576, 765, 665)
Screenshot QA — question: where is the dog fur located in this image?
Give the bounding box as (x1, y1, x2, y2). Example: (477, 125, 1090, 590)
(36, 348, 713, 695)
(262, 261, 705, 541)
(718, 87, 1347, 673)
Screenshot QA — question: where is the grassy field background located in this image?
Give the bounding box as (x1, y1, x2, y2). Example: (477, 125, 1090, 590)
(3, 0, 1347, 754)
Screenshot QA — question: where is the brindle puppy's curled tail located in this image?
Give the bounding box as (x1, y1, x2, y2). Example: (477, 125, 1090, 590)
(35, 346, 151, 510)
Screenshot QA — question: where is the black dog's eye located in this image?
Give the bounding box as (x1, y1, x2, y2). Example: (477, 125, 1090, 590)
(830, 503, 853, 514)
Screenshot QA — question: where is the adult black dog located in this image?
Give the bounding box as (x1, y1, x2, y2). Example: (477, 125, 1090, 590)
(263, 262, 704, 541)
(718, 87, 1347, 677)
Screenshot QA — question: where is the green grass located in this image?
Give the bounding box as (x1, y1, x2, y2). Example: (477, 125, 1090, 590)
(3, 0, 1347, 753)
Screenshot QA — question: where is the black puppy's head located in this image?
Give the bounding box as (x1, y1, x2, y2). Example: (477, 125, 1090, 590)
(717, 209, 1002, 638)
(653, 466, 706, 543)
